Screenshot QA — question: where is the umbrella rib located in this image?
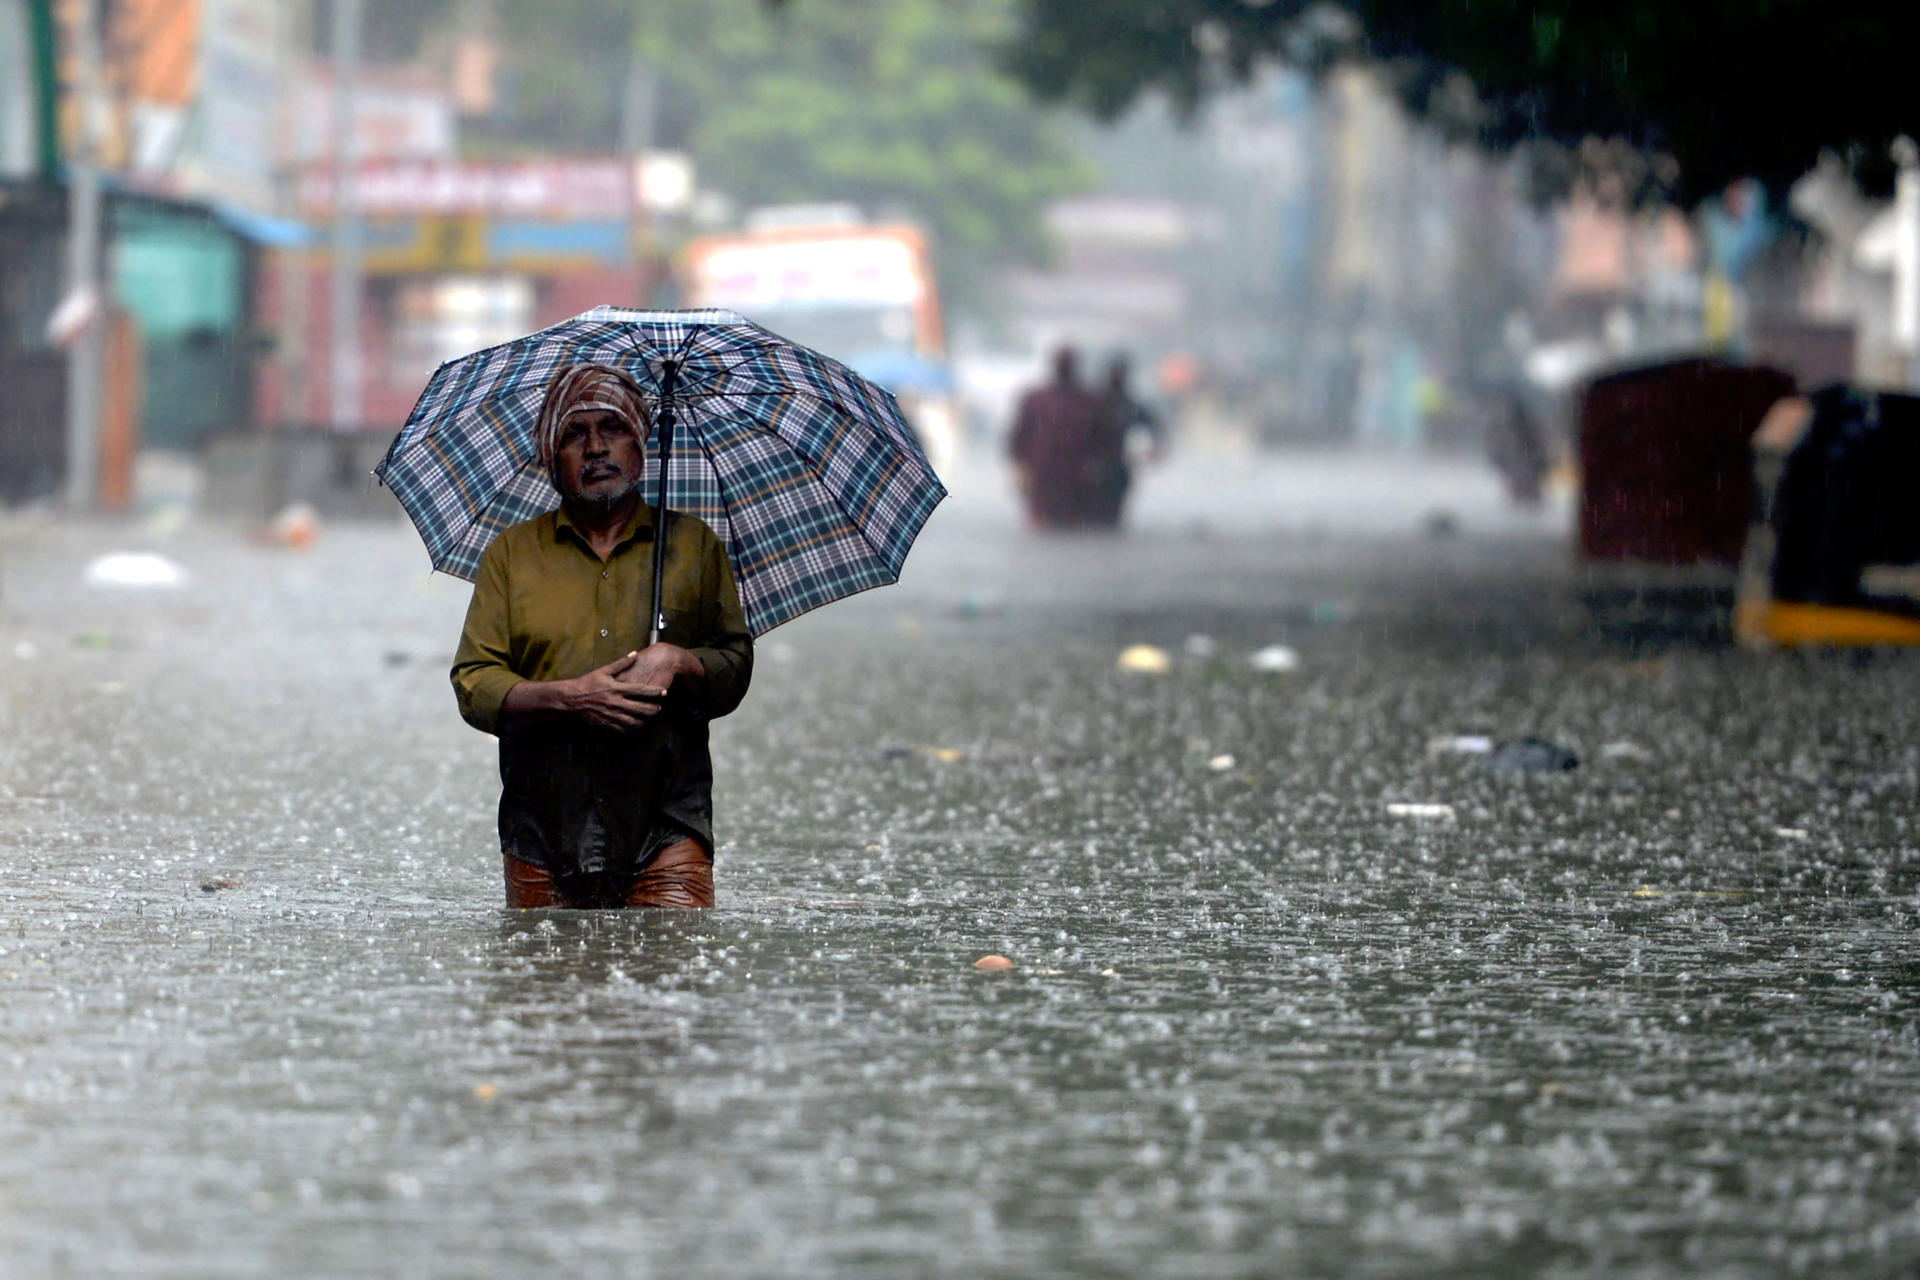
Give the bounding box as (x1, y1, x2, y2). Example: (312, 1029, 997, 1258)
(675, 376, 933, 482)
(683, 406, 915, 634)
(680, 394, 892, 583)
(619, 324, 781, 397)
(640, 326, 877, 408)
(675, 399, 753, 609)
(716, 395, 911, 571)
(668, 357, 800, 403)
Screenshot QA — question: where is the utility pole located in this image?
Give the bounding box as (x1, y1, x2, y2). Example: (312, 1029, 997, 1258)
(623, 31, 657, 306)
(621, 49, 657, 156)
(277, 0, 312, 424)
(329, 0, 364, 430)
(64, 0, 105, 511)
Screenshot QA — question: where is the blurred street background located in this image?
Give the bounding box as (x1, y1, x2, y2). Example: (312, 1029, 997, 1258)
(4, 1, 1920, 1276)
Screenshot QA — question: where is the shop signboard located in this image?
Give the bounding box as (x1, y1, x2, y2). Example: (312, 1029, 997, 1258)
(292, 73, 458, 164)
(298, 159, 636, 221)
(346, 216, 635, 274)
(186, 0, 281, 210)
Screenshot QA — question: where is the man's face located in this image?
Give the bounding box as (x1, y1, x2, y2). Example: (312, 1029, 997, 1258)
(553, 409, 645, 507)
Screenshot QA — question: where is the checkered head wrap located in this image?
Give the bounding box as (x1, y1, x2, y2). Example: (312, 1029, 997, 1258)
(532, 363, 654, 479)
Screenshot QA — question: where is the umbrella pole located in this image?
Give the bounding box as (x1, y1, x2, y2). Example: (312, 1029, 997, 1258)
(646, 360, 680, 647)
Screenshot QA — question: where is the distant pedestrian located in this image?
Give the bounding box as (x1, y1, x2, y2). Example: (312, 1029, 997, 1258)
(1090, 354, 1163, 527)
(450, 364, 753, 908)
(1008, 346, 1115, 529)
(1488, 393, 1549, 507)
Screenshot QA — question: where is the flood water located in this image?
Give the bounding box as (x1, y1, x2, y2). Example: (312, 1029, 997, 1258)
(1, 454, 1916, 1277)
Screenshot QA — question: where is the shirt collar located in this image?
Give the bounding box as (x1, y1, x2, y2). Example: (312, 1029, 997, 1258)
(554, 499, 655, 553)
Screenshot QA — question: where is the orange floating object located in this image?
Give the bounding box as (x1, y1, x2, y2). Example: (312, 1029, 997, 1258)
(973, 954, 1013, 971)
(1735, 599, 1920, 648)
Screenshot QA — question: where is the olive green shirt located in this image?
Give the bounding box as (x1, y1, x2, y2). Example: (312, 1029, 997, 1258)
(450, 502, 753, 876)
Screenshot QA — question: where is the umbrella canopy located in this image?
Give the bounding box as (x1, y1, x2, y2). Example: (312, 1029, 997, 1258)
(375, 307, 947, 636)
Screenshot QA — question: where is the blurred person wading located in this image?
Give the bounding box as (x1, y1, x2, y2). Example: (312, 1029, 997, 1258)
(450, 365, 753, 908)
(1009, 346, 1157, 529)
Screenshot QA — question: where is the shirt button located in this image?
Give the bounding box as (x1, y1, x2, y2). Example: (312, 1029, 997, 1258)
(599, 629, 609, 637)
(601, 571, 609, 579)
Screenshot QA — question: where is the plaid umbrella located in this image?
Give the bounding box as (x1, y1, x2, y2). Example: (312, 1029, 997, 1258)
(374, 307, 947, 636)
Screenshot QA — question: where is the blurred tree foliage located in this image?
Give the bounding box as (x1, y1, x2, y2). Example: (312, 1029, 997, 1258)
(486, 0, 1092, 284)
(999, 0, 1920, 201)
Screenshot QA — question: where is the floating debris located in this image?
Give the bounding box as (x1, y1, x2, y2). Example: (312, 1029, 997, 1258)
(1486, 738, 1578, 774)
(1117, 644, 1172, 674)
(1428, 734, 1494, 756)
(199, 878, 241, 893)
(473, 1083, 499, 1101)
(1776, 827, 1810, 840)
(1630, 886, 1750, 900)
(973, 954, 1014, 971)
(878, 745, 962, 764)
(264, 504, 319, 550)
(1387, 802, 1456, 820)
(1600, 741, 1653, 761)
(1183, 633, 1217, 659)
(84, 552, 186, 589)
(1207, 754, 1236, 772)
(1249, 645, 1299, 673)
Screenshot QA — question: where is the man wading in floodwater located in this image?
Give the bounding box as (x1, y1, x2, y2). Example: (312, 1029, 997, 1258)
(451, 365, 752, 908)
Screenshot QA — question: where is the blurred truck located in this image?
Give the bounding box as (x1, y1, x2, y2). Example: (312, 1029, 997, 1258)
(682, 207, 959, 473)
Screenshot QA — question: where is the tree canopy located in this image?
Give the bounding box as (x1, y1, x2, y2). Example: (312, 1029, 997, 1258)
(999, 0, 1920, 201)
(485, 0, 1091, 287)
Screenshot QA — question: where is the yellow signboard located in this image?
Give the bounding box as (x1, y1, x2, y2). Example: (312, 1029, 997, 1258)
(360, 217, 487, 274)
